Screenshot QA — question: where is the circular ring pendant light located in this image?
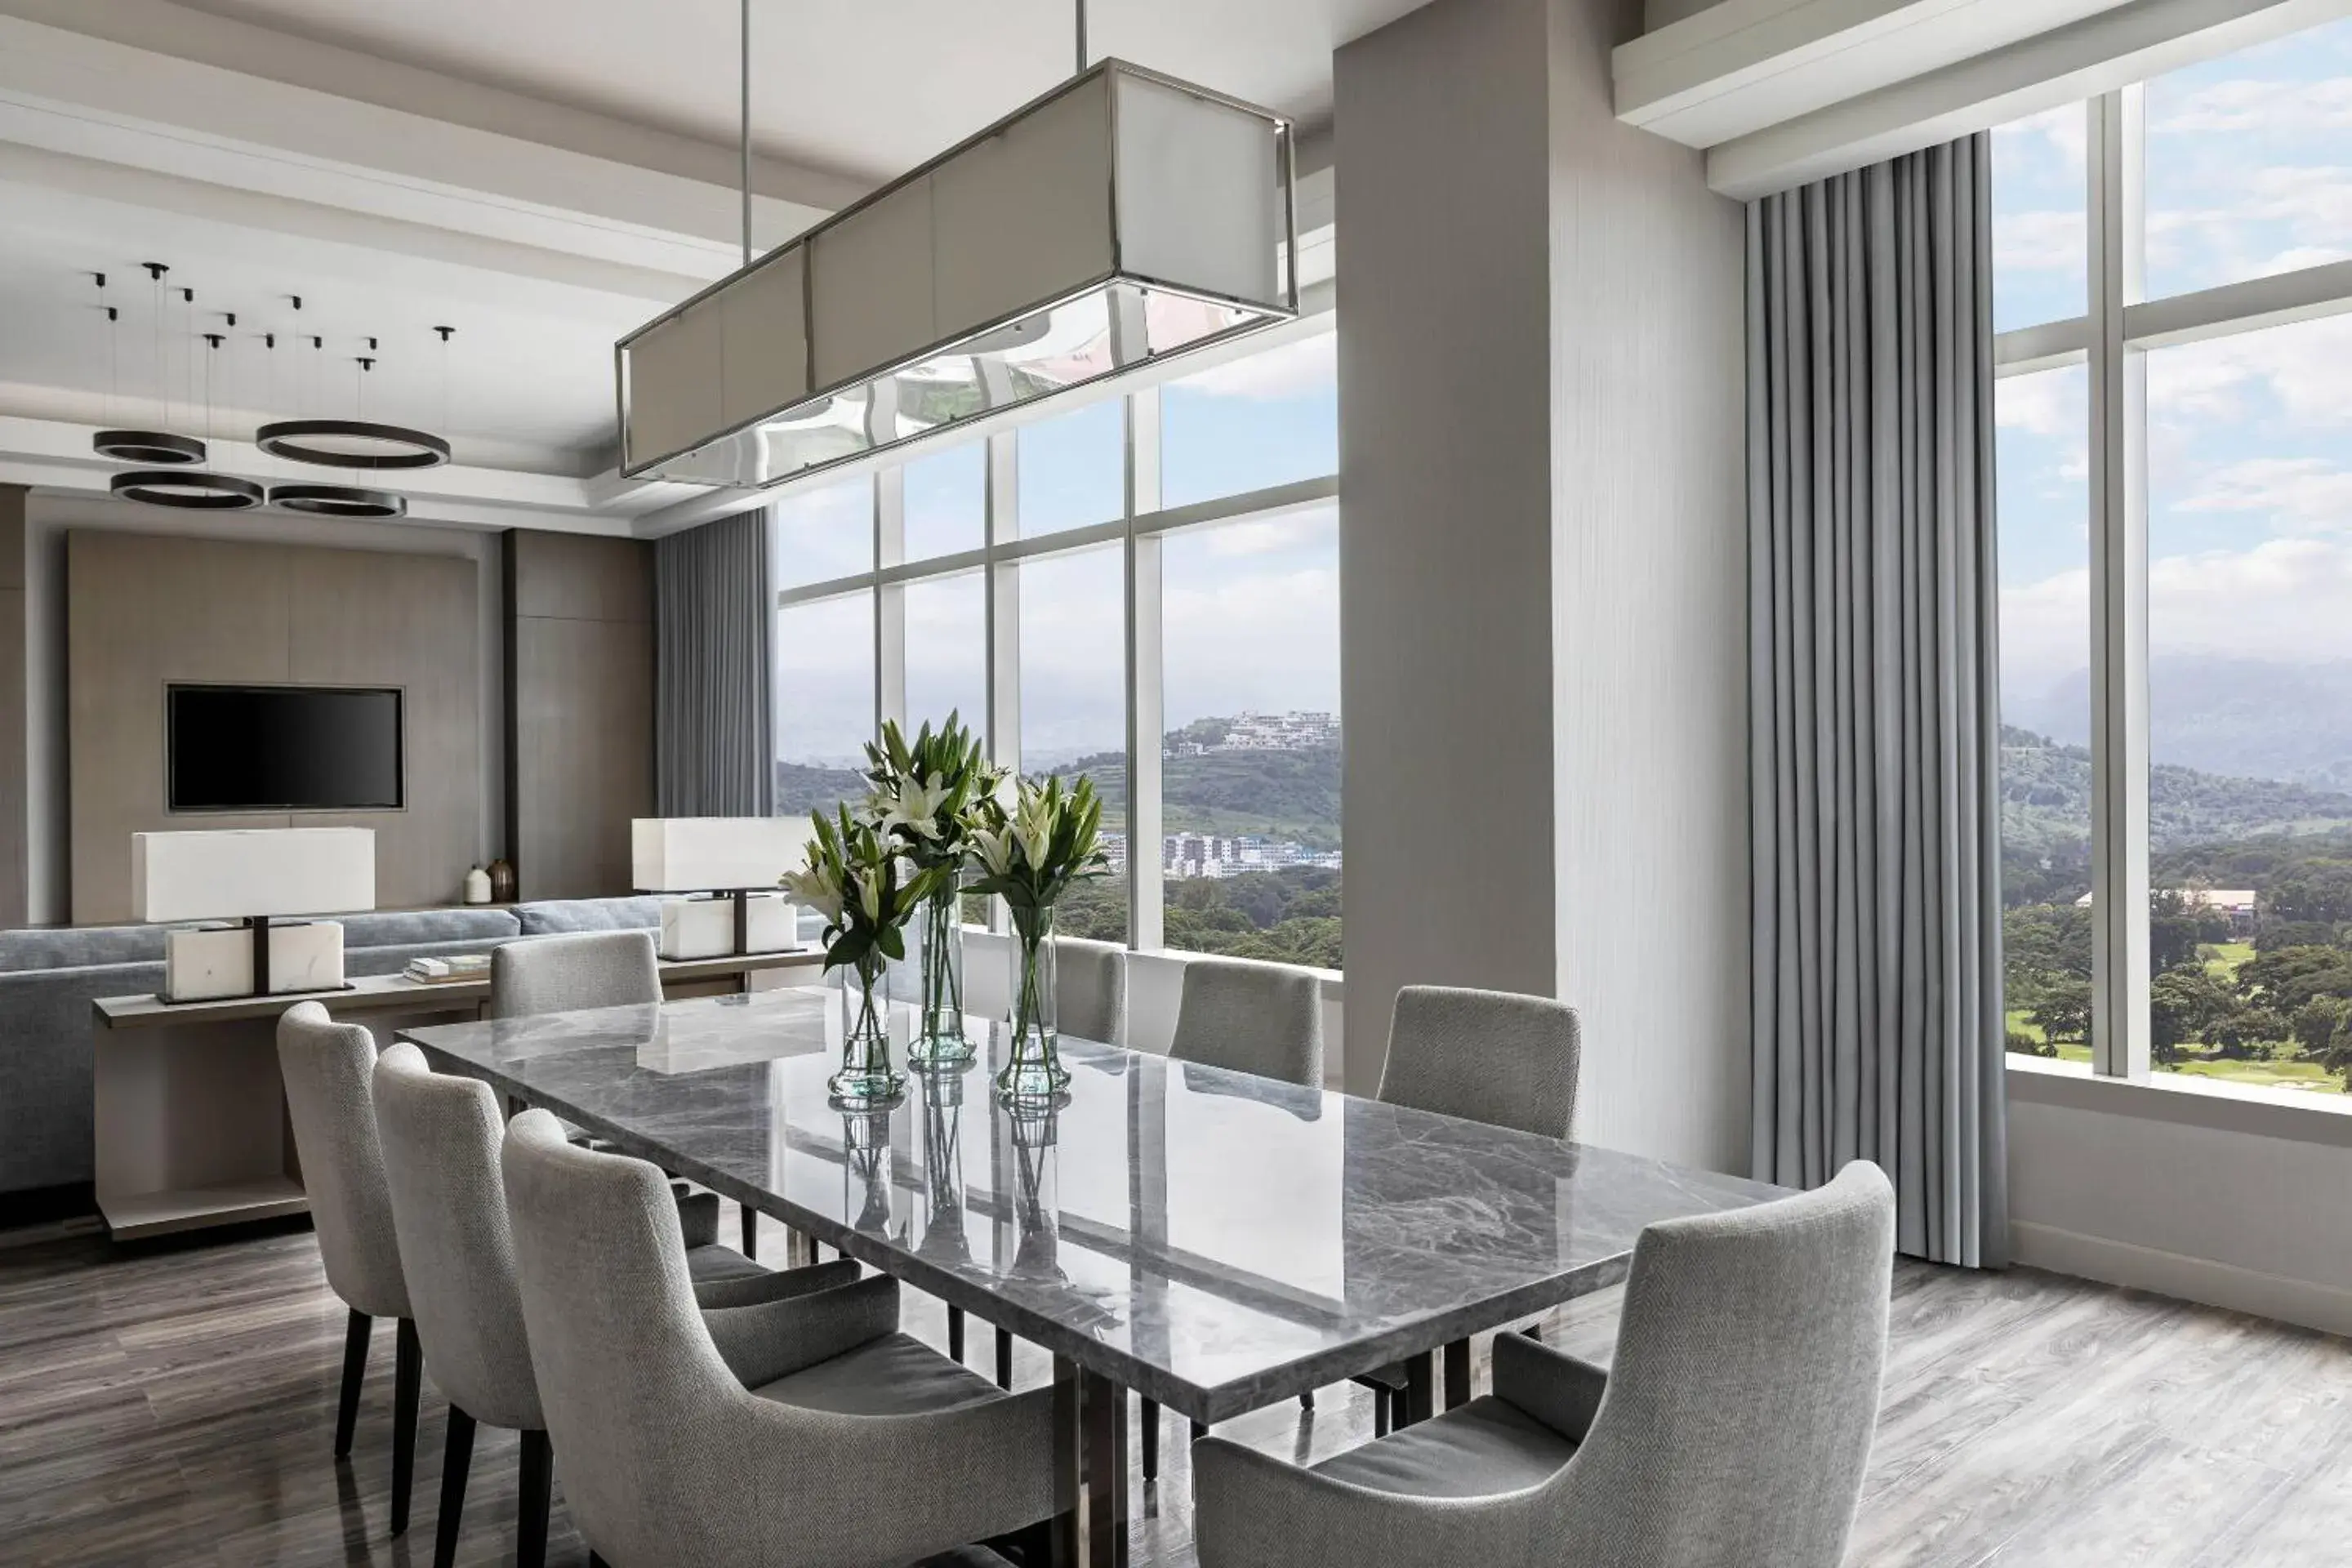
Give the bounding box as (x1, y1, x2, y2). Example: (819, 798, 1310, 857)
(255, 417, 450, 470)
(110, 470, 264, 510)
(267, 483, 407, 519)
(94, 429, 205, 466)
(92, 265, 208, 466)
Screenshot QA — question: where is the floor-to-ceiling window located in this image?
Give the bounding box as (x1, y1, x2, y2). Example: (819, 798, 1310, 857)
(1991, 20, 2352, 1094)
(767, 318, 1343, 969)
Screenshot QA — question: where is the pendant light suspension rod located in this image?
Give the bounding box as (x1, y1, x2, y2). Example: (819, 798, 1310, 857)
(740, 0, 752, 267)
(1076, 0, 1087, 73)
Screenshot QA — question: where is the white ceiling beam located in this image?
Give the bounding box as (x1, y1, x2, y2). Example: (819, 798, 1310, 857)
(1619, 0, 2131, 148)
(0, 2, 862, 241)
(1704, 0, 2352, 196)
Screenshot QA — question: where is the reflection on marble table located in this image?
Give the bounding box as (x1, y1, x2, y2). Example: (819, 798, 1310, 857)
(399, 987, 1779, 1422)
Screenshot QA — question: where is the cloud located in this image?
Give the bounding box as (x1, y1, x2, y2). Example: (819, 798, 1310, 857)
(1994, 210, 2086, 274)
(2175, 456, 2352, 532)
(2146, 310, 2352, 434)
(2001, 537, 2352, 696)
(1994, 105, 2086, 168)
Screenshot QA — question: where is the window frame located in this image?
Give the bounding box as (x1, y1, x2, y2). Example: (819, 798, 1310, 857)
(1997, 85, 2352, 1084)
(770, 318, 1342, 962)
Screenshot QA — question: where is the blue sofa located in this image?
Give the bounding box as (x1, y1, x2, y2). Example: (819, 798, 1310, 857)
(0, 896, 665, 1203)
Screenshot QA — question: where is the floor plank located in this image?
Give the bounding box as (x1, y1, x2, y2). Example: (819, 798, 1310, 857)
(0, 1208, 2344, 1566)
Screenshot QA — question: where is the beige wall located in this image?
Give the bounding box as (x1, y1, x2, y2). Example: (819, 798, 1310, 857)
(1335, 0, 1750, 1172)
(504, 530, 653, 901)
(0, 486, 23, 928)
(66, 530, 483, 924)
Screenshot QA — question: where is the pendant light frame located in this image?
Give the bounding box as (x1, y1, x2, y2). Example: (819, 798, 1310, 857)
(616, 56, 1298, 489)
(267, 482, 408, 519)
(110, 470, 264, 510)
(254, 418, 451, 470)
(95, 264, 208, 466)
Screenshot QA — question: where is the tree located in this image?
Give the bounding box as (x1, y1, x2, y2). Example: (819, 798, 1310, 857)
(2149, 967, 2234, 1065)
(2236, 944, 2352, 1017)
(2292, 996, 2351, 1061)
(2029, 978, 2093, 1045)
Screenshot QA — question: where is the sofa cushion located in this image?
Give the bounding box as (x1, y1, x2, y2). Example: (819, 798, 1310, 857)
(337, 908, 521, 949)
(514, 897, 665, 935)
(0, 960, 163, 1189)
(0, 926, 169, 971)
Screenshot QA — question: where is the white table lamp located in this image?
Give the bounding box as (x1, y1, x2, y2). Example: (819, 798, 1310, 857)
(632, 817, 815, 958)
(134, 827, 375, 1000)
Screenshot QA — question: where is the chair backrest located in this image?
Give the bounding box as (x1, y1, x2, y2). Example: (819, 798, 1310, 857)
(1379, 985, 1581, 1139)
(372, 1042, 541, 1432)
(1552, 1161, 1895, 1567)
(490, 929, 661, 1019)
(1167, 957, 1323, 1088)
(1053, 936, 1127, 1045)
(501, 1108, 729, 1563)
(275, 1001, 408, 1320)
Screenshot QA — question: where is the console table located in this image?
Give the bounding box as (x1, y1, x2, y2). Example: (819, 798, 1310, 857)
(89, 949, 824, 1240)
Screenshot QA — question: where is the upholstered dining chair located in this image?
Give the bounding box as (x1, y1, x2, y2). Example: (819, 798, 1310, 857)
(488, 929, 661, 1019)
(1052, 936, 1127, 1046)
(1352, 985, 1586, 1433)
(371, 1045, 858, 1568)
(500, 1109, 1060, 1568)
(1167, 956, 1323, 1086)
(1192, 1161, 1899, 1568)
(1379, 985, 1582, 1140)
(275, 1002, 421, 1535)
(1144, 956, 1326, 1477)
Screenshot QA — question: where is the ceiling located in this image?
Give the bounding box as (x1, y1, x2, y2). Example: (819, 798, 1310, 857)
(167, 0, 1414, 182)
(0, 0, 1392, 528)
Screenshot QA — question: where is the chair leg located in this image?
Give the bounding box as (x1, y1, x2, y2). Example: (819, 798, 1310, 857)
(1299, 1389, 1315, 1413)
(1190, 1420, 1208, 1444)
(390, 1318, 421, 1535)
(1141, 1396, 1159, 1482)
(948, 1305, 965, 1362)
(517, 1428, 553, 1568)
(1522, 1323, 1543, 1342)
(332, 1308, 372, 1459)
(741, 1203, 757, 1259)
(994, 1326, 1013, 1389)
(1373, 1386, 1390, 1437)
(432, 1406, 475, 1568)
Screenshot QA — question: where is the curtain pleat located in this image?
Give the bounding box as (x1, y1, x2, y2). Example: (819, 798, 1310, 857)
(653, 509, 774, 818)
(1748, 134, 2008, 1268)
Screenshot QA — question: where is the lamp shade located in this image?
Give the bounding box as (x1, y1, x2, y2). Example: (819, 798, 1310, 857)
(632, 817, 815, 893)
(133, 828, 376, 923)
(617, 60, 1296, 488)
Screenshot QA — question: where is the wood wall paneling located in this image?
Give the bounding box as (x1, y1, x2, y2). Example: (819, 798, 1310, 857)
(65, 530, 482, 924)
(504, 531, 654, 902)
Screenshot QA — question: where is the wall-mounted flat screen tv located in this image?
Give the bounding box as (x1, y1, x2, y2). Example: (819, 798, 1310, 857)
(167, 684, 405, 812)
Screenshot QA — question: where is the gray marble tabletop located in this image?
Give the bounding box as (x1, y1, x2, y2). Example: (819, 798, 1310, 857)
(399, 987, 1780, 1423)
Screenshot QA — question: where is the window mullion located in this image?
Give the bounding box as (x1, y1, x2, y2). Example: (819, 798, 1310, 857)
(1126, 388, 1165, 954)
(2088, 88, 2152, 1080)
(875, 469, 906, 736)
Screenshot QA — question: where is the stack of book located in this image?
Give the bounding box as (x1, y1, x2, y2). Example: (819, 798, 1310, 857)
(404, 954, 493, 986)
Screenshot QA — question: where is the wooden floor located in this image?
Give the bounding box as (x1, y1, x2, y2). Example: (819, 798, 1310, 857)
(1, 1209, 2347, 1566)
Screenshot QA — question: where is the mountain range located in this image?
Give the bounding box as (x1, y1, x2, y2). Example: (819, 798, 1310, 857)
(2007, 656, 2352, 791)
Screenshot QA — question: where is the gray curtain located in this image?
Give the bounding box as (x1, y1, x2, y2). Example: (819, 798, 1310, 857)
(654, 508, 773, 817)
(1746, 133, 2007, 1268)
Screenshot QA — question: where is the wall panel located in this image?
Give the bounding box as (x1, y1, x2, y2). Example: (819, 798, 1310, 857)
(65, 530, 480, 923)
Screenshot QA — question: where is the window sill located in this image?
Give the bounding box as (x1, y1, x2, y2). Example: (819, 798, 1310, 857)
(2007, 1053, 2352, 1150)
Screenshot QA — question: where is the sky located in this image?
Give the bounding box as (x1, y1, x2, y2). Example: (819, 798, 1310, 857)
(1994, 19, 2352, 757)
(775, 330, 1341, 771)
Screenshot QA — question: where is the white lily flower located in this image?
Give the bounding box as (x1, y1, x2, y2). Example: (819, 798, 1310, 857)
(780, 862, 844, 926)
(973, 825, 1016, 879)
(884, 777, 951, 841)
(856, 867, 884, 924)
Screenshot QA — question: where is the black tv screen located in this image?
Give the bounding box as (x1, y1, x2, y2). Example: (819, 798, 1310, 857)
(167, 685, 405, 812)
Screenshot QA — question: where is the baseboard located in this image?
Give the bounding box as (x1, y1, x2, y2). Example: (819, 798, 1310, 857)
(0, 1181, 100, 1247)
(2012, 1218, 2352, 1340)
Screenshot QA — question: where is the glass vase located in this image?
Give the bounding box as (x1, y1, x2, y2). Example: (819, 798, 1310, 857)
(829, 953, 905, 1108)
(908, 880, 972, 1069)
(996, 908, 1070, 1105)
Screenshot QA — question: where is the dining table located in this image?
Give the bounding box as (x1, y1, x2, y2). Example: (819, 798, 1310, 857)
(397, 986, 1782, 1567)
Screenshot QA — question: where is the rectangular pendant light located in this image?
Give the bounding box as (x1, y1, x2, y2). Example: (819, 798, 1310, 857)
(616, 60, 1298, 488)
